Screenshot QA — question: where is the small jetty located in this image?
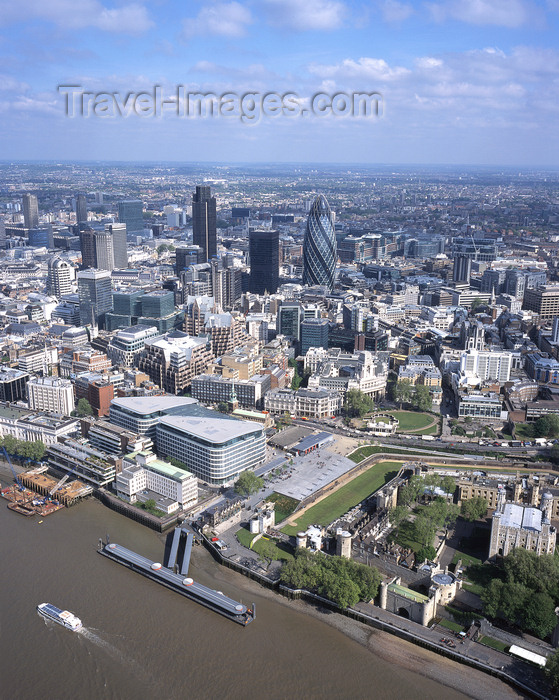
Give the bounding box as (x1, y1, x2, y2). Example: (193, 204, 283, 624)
(98, 530, 255, 626)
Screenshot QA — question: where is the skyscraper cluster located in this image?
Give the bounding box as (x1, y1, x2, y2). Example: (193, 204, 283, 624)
(80, 224, 128, 271)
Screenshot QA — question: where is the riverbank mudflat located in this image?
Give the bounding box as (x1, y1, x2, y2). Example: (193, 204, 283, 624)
(200, 547, 526, 700)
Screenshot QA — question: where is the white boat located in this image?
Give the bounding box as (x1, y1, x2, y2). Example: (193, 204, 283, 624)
(37, 603, 82, 631)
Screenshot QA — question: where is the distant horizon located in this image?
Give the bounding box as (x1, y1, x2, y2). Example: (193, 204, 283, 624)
(2, 160, 559, 171)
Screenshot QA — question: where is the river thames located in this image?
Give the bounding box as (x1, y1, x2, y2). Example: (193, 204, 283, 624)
(0, 495, 489, 700)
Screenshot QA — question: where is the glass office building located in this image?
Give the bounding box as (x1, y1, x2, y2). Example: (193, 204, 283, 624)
(303, 195, 336, 289)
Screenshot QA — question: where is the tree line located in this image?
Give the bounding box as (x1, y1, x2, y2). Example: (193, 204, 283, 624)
(280, 548, 382, 609)
(481, 549, 559, 639)
(0, 434, 46, 462)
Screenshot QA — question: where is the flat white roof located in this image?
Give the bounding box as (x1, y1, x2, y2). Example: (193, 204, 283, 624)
(509, 645, 547, 667)
(500, 503, 542, 532)
(111, 396, 198, 416)
(159, 415, 262, 442)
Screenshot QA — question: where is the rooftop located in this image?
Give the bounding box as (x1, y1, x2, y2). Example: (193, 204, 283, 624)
(111, 396, 199, 416)
(498, 503, 543, 532)
(158, 415, 262, 443)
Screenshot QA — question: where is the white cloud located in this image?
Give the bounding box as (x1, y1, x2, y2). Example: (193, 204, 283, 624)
(426, 0, 539, 28)
(261, 0, 345, 31)
(379, 0, 414, 23)
(309, 57, 410, 81)
(0, 0, 153, 34)
(182, 2, 253, 39)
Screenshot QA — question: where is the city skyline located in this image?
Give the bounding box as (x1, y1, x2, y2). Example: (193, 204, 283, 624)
(1, 0, 558, 165)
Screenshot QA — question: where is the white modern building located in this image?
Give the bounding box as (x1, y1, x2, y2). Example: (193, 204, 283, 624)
(116, 451, 198, 512)
(109, 396, 200, 439)
(27, 376, 75, 415)
(156, 415, 266, 485)
(18, 347, 58, 374)
(107, 324, 160, 367)
(459, 349, 512, 383)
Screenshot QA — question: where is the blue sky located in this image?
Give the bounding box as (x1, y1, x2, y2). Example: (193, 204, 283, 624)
(1, 0, 559, 165)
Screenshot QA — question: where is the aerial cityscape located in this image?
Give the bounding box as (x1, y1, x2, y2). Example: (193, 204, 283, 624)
(3, 0, 559, 699)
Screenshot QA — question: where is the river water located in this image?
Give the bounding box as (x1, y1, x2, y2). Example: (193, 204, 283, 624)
(0, 495, 471, 700)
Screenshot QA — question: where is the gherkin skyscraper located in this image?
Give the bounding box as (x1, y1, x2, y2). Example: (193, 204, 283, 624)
(303, 194, 337, 289)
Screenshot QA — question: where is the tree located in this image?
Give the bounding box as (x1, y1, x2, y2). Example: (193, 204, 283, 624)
(551, 443, 559, 465)
(545, 649, 559, 694)
(276, 412, 292, 429)
(460, 496, 488, 522)
(156, 243, 169, 256)
(411, 385, 432, 412)
(76, 398, 93, 417)
(534, 413, 559, 438)
(234, 470, 263, 496)
(471, 297, 483, 312)
(398, 475, 424, 507)
(414, 514, 436, 546)
(256, 539, 277, 570)
(389, 505, 408, 528)
(393, 380, 413, 409)
(217, 402, 229, 414)
(522, 592, 557, 639)
(416, 545, 436, 562)
(441, 475, 456, 497)
(343, 389, 374, 418)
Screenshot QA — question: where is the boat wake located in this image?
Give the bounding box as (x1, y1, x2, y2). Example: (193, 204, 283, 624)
(78, 627, 131, 665)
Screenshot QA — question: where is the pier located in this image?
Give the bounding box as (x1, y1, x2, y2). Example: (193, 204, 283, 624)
(98, 533, 255, 626)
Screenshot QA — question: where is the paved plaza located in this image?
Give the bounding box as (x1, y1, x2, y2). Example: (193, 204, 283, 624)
(272, 448, 355, 502)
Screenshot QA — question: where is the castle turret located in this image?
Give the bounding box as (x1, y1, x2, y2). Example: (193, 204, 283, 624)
(541, 492, 554, 523)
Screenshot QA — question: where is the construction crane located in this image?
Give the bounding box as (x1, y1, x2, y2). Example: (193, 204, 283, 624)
(2, 446, 24, 491)
(49, 460, 81, 498)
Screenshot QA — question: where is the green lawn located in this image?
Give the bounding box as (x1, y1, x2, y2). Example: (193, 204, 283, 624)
(282, 461, 401, 535)
(386, 411, 435, 432)
(236, 526, 256, 548)
(413, 423, 440, 436)
(439, 618, 464, 633)
(236, 525, 294, 562)
(348, 444, 435, 464)
(514, 423, 536, 439)
(451, 551, 483, 569)
(479, 636, 509, 652)
(252, 536, 294, 563)
(266, 492, 299, 523)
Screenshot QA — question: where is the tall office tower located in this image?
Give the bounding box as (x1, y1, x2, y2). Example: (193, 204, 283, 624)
(0, 217, 6, 249)
(453, 255, 472, 284)
(106, 223, 128, 269)
(75, 194, 88, 224)
(93, 229, 115, 271)
(77, 269, 113, 327)
(22, 193, 39, 229)
(300, 318, 329, 354)
(79, 226, 97, 268)
(553, 317, 559, 344)
(505, 269, 526, 299)
(192, 185, 217, 263)
(118, 200, 144, 235)
(249, 229, 279, 295)
(47, 258, 74, 298)
(175, 245, 201, 275)
(278, 302, 303, 342)
(302, 195, 336, 289)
